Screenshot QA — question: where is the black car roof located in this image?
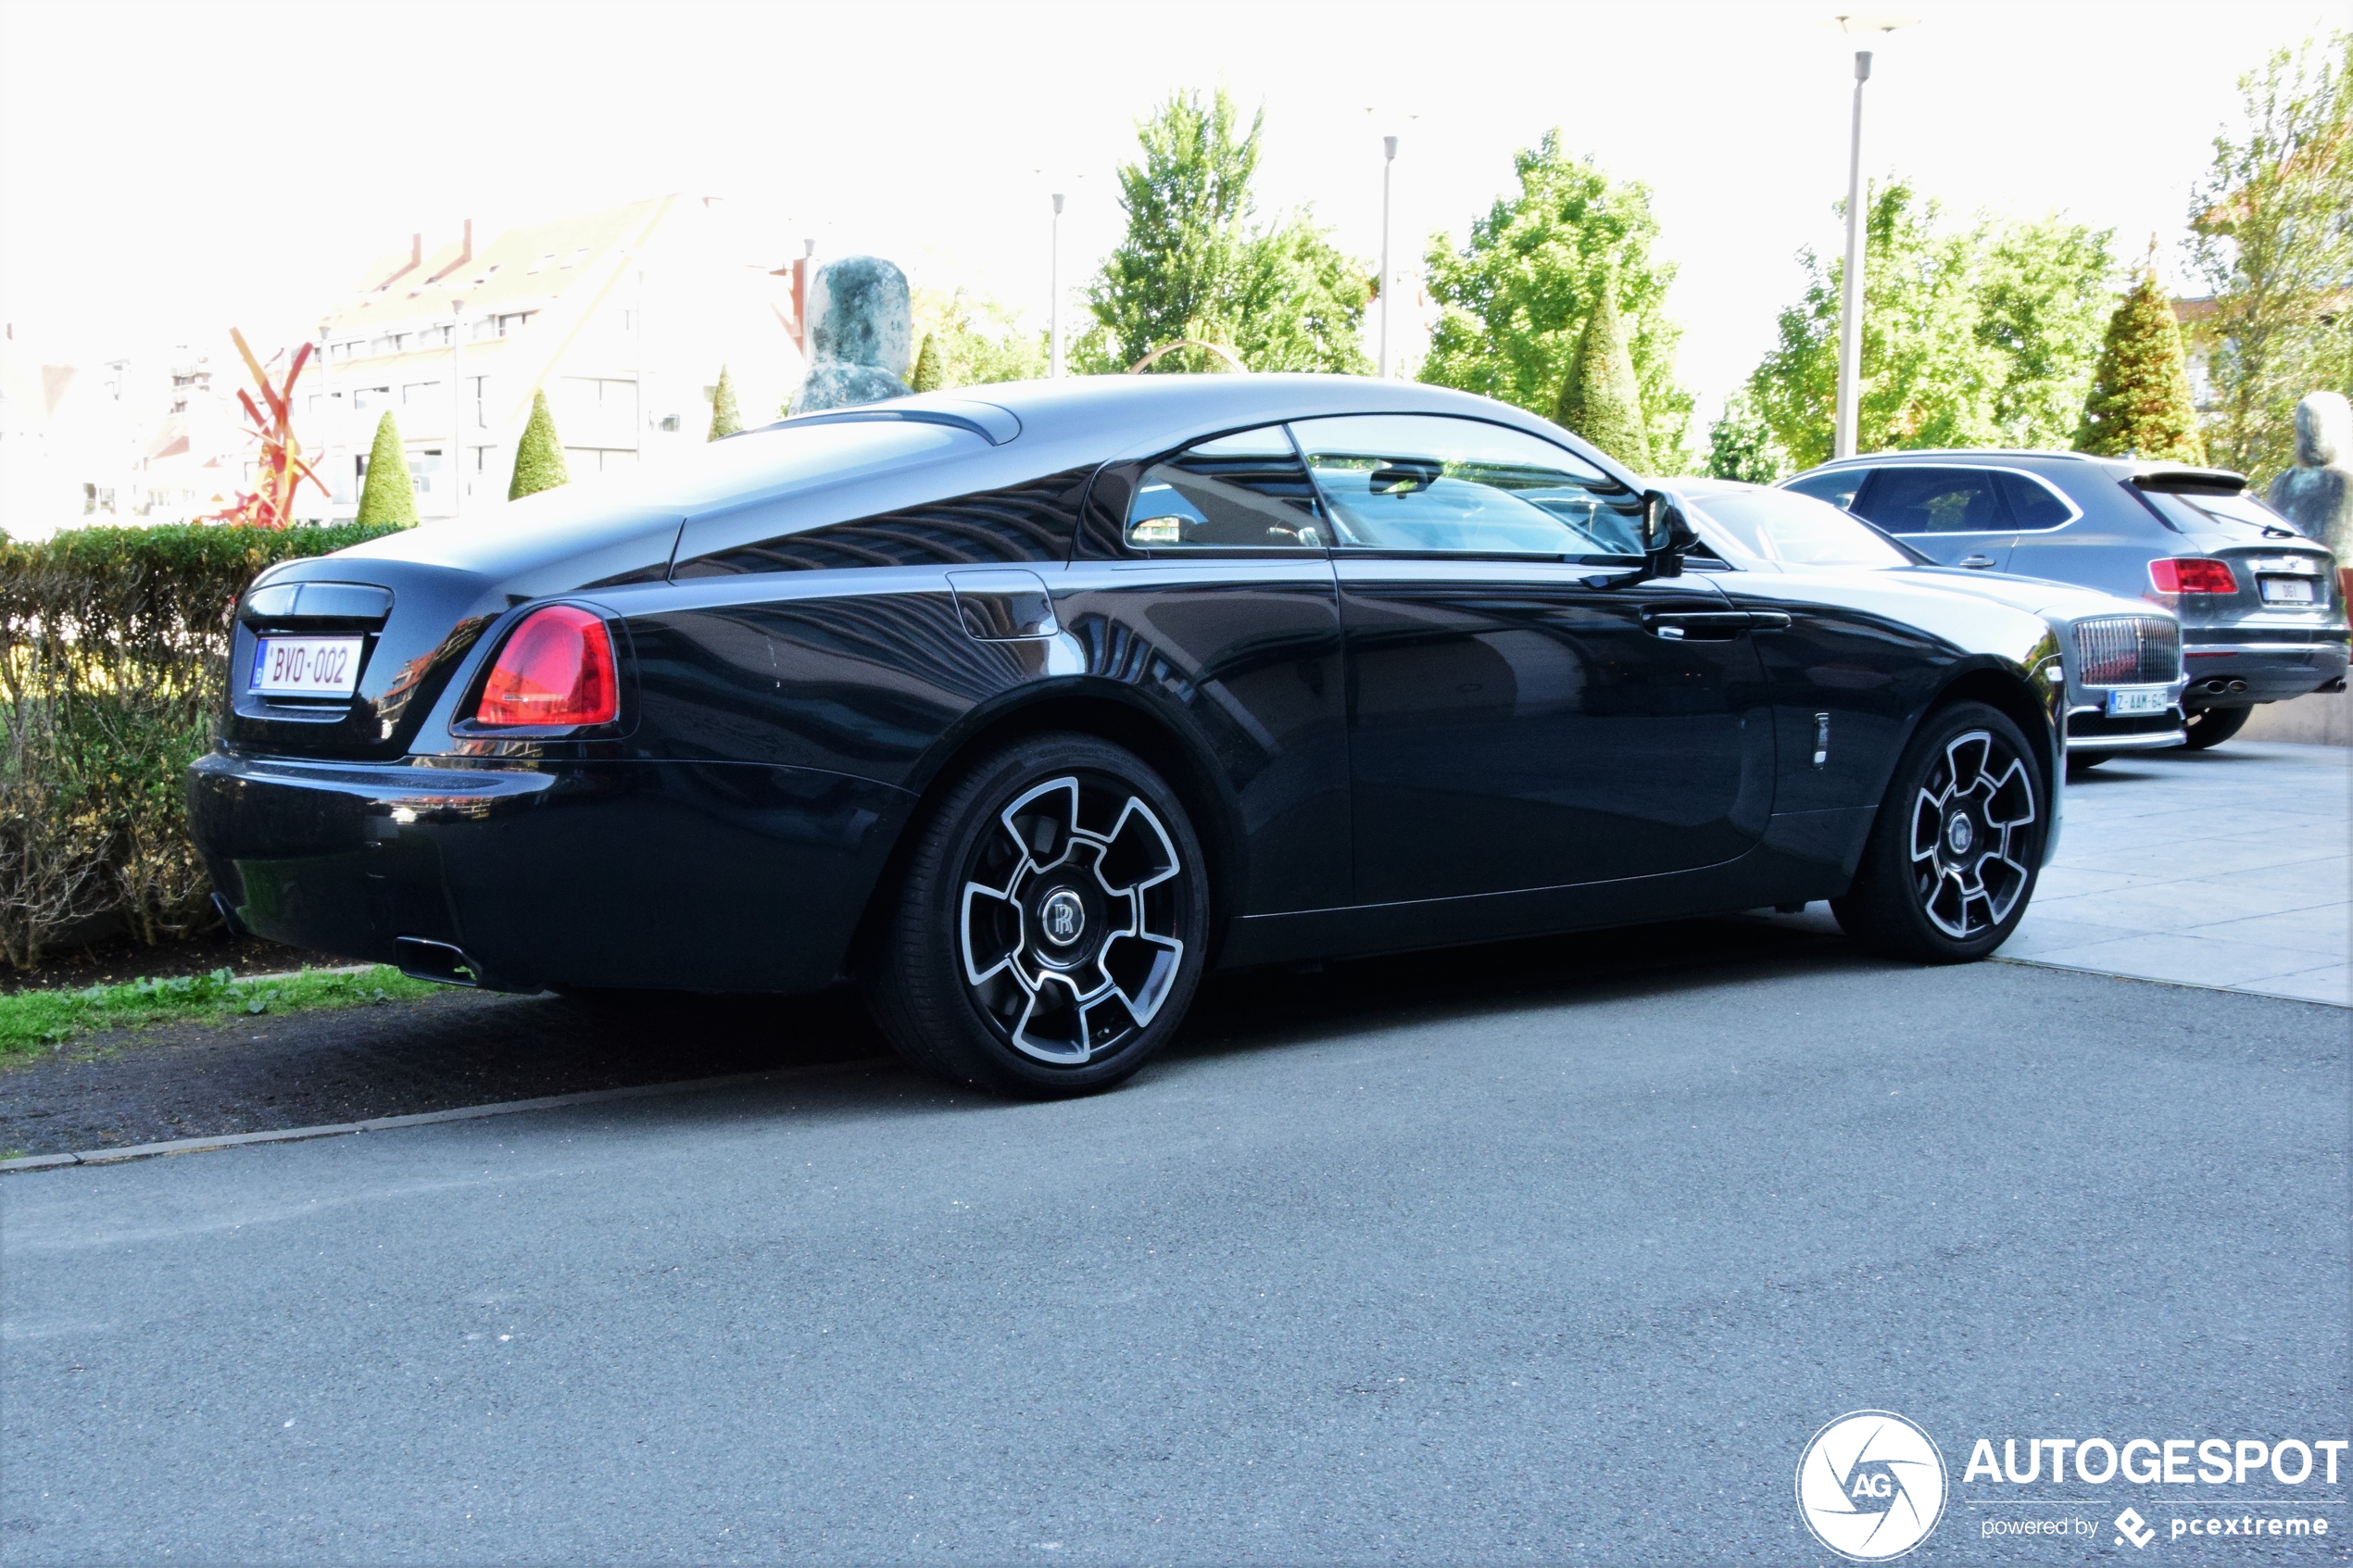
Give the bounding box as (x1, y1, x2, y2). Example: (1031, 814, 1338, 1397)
(763, 373, 1640, 486)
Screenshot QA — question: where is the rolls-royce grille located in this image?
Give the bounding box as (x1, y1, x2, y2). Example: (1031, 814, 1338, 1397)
(2075, 616, 2182, 685)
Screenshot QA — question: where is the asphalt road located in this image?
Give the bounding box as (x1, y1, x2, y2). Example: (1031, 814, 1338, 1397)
(3, 948, 2347, 1565)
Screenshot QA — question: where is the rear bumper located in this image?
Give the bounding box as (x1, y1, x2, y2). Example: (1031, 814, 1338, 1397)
(187, 750, 915, 995)
(2180, 639, 2349, 708)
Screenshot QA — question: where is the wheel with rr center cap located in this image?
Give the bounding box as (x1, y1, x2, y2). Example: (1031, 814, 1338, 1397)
(862, 733, 1208, 1097)
(1831, 700, 2046, 963)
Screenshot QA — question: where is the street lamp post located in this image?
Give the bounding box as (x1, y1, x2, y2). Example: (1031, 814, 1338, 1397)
(448, 298, 465, 521)
(1378, 135, 1398, 379)
(1050, 193, 1066, 380)
(1833, 49, 1871, 460)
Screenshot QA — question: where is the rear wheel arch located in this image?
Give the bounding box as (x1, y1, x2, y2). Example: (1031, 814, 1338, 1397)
(851, 687, 1243, 973)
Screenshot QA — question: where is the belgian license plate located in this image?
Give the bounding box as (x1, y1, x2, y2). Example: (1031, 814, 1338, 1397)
(250, 635, 362, 697)
(2259, 576, 2316, 604)
(2107, 686, 2171, 717)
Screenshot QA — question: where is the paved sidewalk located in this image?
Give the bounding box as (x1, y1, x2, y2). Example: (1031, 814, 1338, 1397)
(1771, 740, 2350, 1004)
(2008, 740, 2348, 1005)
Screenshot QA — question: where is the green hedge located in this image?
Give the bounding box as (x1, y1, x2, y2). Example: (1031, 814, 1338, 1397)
(0, 521, 403, 969)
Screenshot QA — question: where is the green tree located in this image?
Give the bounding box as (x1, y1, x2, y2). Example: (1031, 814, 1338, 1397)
(707, 365, 741, 440)
(909, 333, 944, 393)
(1556, 271, 1651, 469)
(2184, 30, 2353, 483)
(1419, 132, 1692, 470)
(508, 389, 569, 499)
(1705, 391, 1789, 483)
(353, 411, 417, 526)
(1082, 87, 1371, 375)
(1743, 179, 2113, 470)
(2075, 268, 2207, 461)
(911, 289, 1049, 385)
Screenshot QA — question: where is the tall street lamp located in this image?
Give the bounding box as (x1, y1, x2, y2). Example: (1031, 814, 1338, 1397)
(1050, 193, 1066, 379)
(448, 298, 466, 521)
(1832, 12, 1915, 460)
(1378, 135, 1398, 379)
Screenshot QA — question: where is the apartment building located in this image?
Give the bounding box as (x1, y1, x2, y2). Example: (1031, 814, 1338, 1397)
(305, 194, 810, 520)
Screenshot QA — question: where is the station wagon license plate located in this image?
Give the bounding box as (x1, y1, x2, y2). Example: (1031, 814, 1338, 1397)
(2259, 576, 2317, 604)
(2107, 686, 2171, 717)
(250, 635, 362, 697)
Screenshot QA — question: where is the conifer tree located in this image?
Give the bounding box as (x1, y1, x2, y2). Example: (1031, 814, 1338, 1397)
(707, 366, 742, 441)
(509, 388, 570, 499)
(1557, 272, 1653, 470)
(909, 332, 945, 393)
(2075, 267, 2207, 462)
(354, 410, 419, 526)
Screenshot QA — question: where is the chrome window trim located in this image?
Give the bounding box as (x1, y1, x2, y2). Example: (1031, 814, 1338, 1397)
(1860, 463, 2085, 536)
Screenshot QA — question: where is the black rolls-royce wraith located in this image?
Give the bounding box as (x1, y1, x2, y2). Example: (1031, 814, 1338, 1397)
(191, 376, 2068, 1096)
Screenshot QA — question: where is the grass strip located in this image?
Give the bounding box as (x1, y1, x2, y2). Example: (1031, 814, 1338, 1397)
(1, 965, 441, 1058)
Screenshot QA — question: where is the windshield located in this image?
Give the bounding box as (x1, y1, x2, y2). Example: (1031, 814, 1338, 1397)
(1683, 487, 1914, 569)
(2140, 487, 2308, 538)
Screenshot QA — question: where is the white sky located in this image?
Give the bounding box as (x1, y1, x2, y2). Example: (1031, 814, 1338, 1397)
(3, 0, 2346, 427)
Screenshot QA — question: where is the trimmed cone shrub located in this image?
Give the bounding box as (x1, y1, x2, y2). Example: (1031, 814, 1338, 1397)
(509, 389, 570, 499)
(354, 411, 418, 526)
(2075, 270, 2206, 463)
(1, 521, 403, 968)
(1557, 275, 1653, 470)
(708, 365, 742, 441)
(909, 332, 945, 394)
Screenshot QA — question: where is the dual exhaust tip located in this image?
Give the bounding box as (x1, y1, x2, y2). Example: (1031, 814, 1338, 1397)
(2198, 678, 2250, 696)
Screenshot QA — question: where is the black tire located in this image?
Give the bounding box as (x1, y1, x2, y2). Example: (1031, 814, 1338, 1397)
(861, 733, 1209, 1098)
(2066, 750, 2115, 771)
(1831, 701, 2047, 964)
(2181, 704, 2252, 750)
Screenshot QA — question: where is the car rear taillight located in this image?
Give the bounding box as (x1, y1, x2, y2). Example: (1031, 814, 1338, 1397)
(472, 605, 617, 727)
(2148, 558, 2238, 595)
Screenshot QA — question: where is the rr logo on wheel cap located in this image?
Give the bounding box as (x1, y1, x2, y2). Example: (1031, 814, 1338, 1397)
(1944, 813, 1975, 855)
(1038, 889, 1087, 947)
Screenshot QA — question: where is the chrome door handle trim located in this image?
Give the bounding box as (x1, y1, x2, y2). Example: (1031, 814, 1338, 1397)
(1957, 554, 1996, 569)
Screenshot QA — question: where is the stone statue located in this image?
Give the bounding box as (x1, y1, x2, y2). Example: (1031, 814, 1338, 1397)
(788, 256, 913, 415)
(2265, 391, 2353, 562)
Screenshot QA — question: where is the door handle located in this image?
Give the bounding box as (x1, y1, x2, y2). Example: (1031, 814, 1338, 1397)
(1644, 611, 1755, 641)
(1957, 554, 1996, 569)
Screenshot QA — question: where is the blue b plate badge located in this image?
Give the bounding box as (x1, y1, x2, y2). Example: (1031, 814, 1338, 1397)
(251, 635, 362, 697)
(2106, 686, 2171, 717)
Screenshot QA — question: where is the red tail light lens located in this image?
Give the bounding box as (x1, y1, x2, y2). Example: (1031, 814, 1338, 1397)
(2148, 558, 2238, 595)
(472, 606, 617, 727)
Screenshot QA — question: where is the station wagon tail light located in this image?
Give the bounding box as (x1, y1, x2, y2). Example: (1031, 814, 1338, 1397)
(2148, 558, 2237, 595)
(472, 605, 617, 727)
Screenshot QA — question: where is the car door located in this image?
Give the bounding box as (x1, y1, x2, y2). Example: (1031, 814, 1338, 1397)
(1847, 464, 2019, 571)
(1056, 425, 1353, 917)
(1290, 413, 1774, 905)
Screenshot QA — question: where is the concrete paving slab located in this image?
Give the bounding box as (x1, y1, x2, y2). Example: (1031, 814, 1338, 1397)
(2257, 962, 2353, 1007)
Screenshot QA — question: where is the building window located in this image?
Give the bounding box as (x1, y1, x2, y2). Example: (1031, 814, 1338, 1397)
(353, 384, 392, 412)
(469, 375, 488, 430)
(527, 253, 554, 274)
(494, 311, 535, 337)
(562, 447, 638, 474)
(403, 381, 444, 407)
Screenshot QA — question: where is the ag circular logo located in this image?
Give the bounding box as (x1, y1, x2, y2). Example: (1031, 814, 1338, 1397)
(1796, 1411, 1947, 1561)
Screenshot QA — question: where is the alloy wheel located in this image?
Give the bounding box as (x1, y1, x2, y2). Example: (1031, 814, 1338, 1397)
(958, 773, 1189, 1065)
(1906, 729, 2036, 939)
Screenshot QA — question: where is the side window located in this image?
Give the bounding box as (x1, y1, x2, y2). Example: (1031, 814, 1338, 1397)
(1995, 470, 2074, 530)
(1124, 426, 1325, 550)
(1782, 469, 1866, 510)
(1289, 414, 1642, 557)
(1851, 466, 2006, 533)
